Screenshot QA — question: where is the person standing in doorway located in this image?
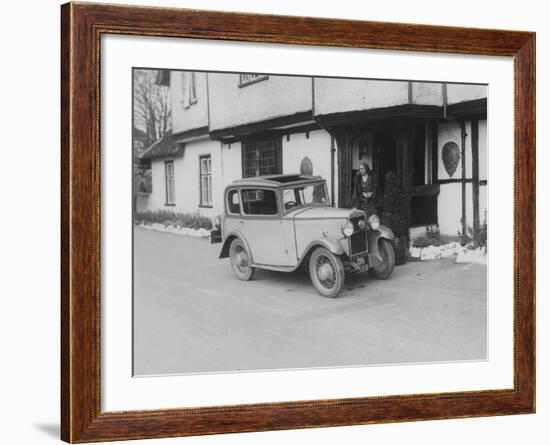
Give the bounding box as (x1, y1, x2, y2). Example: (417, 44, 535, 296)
(352, 162, 375, 217)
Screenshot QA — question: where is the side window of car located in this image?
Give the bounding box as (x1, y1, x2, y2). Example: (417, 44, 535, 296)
(227, 189, 241, 214)
(241, 188, 278, 215)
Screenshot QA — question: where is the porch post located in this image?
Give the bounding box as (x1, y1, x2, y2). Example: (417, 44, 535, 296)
(330, 135, 336, 207)
(471, 120, 480, 235)
(460, 121, 467, 238)
(334, 129, 352, 208)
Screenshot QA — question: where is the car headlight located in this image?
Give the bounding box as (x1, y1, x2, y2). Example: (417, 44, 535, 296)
(341, 220, 354, 237)
(358, 219, 366, 230)
(369, 214, 380, 231)
(213, 214, 222, 228)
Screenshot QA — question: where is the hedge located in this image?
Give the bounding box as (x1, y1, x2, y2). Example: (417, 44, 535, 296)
(134, 210, 213, 230)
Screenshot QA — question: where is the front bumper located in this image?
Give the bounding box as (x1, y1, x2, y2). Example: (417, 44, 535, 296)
(345, 226, 394, 271)
(345, 252, 383, 272)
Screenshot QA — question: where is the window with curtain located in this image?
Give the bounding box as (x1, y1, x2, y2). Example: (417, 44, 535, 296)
(181, 71, 197, 108)
(242, 137, 282, 178)
(199, 155, 212, 206)
(164, 161, 175, 205)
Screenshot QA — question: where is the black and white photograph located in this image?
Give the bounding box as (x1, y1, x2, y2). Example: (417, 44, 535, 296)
(132, 69, 488, 376)
(2, 0, 545, 443)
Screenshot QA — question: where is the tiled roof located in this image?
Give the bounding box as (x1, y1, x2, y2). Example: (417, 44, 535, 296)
(139, 131, 184, 160)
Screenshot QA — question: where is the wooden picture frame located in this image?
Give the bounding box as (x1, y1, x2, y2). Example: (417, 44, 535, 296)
(61, 2, 535, 442)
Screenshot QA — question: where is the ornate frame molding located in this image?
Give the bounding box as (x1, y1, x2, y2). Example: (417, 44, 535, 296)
(61, 2, 535, 442)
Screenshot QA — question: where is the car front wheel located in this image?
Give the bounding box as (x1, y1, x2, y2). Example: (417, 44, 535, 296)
(369, 239, 395, 279)
(229, 238, 255, 281)
(309, 247, 345, 298)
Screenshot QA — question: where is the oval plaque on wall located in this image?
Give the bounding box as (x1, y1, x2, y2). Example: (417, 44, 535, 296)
(300, 156, 313, 175)
(442, 141, 460, 178)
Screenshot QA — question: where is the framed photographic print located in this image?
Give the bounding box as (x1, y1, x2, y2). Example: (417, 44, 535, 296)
(61, 2, 535, 442)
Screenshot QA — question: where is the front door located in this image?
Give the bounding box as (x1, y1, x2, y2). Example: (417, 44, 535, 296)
(239, 188, 291, 267)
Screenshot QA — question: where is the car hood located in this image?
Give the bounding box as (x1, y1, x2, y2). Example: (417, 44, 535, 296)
(292, 206, 363, 220)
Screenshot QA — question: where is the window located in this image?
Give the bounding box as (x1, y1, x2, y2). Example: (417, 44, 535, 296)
(199, 155, 212, 207)
(239, 73, 268, 87)
(164, 161, 175, 205)
(282, 183, 328, 212)
(181, 71, 197, 108)
(227, 189, 241, 214)
(241, 189, 278, 215)
(411, 195, 438, 226)
(242, 137, 282, 178)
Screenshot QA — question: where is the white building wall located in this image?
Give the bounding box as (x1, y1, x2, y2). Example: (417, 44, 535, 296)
(466, 182, 474, 229)
(282, 129, 333, 197)
(479, 185, 488, 225)
(479, 119, 487, 181)
(438, 183, 474, 236)
(208, 74, 312, 131)
(315, 79, 447, 116)
(170, 71, 209, 134)
(220, 141, 242, 186)
(412, 82, 444, 105)
(180, 138, 223, 218)
(446, 84, 487, 105)
(438, 183, 462, 236)
(147, 117, 487, 232)
(436, 119, 487, 235)
(438, 121, 464, 235)
(150, 72, 489, 231)
(148, 130, 336, 216)
(149, 159, 169, 211)
(478, 119, 488, 226)
(315, 78, 409, 115)
(147, 138, 223, 218)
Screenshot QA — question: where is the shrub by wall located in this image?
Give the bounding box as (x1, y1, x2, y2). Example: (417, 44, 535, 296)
(134, 210, 213, 230)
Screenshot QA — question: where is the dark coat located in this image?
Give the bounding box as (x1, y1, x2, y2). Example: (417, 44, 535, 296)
(352, 172, 375, 212)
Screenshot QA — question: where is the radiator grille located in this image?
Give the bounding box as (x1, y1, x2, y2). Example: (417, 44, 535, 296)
(349, 216, 367, 256)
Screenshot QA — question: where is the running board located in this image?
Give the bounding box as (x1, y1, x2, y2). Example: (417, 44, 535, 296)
(251, 263, 298, 272)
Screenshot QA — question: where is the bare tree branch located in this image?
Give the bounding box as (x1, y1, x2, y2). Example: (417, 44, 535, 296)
(133, 69, 172, 152)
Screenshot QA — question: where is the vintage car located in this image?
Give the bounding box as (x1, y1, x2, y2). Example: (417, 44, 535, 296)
(211, 174, 395, 298)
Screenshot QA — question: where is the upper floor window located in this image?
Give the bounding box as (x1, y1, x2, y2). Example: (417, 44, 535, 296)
(165, 161, 175, 205)
(199, 155, 212, 207)
(239, 73, 268, 87)
(181, 72, 197, 108)
(242, 137, 282, 178)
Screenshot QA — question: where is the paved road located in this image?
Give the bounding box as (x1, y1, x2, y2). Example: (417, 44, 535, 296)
(133, 227, 487, 375)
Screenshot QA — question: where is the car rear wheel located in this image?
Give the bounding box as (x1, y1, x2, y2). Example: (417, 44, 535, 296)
(309, 247, 345, 298)
(229, 238, 255, 281)
(369, 239, 395, 279)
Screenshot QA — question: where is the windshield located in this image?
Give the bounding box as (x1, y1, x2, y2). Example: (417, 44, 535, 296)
(282, 182, 329, 212)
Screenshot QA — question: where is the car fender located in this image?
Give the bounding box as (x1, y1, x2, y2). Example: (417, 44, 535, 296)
(368, 224, 395, 265)
(219, 231, 253, 261)
(298, 236, 345, 266)
(375, 224, 395, 241)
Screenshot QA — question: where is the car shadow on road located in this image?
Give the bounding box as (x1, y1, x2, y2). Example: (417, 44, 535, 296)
(251, 264, 391, 301)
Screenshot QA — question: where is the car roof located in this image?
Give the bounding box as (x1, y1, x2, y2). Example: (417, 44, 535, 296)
(228, 174, 325, 189)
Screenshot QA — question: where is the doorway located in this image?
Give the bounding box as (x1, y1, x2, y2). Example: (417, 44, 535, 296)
(373, 132, 398, 205)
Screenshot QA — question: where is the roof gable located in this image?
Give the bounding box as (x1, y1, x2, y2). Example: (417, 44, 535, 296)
(139, 131, 184, 160)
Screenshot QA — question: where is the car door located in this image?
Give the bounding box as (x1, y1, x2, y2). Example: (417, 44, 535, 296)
(239, 188, 292, 267)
